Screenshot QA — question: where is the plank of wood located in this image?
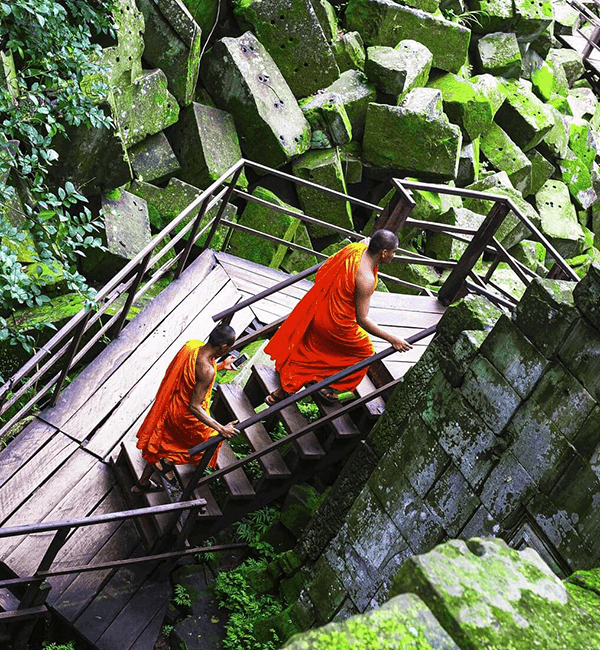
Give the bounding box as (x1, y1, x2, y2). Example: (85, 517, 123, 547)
(0, 432, 79, 530)
(80, 276, 244, 458)
(368, 307, 443, 329)
(250, 364, 325, 459)
(60, 265, 236, 442)
(3, 460, 116, 578)
(0, 587, 19, 612)
(217, 384, 291, 479)
(216, 442, 255, 499)
(220, 273, 308, 305)
(95, 570, 170, 650)
(175, 465, 222, 519)
(313, 394, 361, 438)
(129, 599, 169, 650)
(355, 375, 386, 417)
(371, 340, 433, 363)
(370, 292, 445, 313)
(43, 250, 217, 428)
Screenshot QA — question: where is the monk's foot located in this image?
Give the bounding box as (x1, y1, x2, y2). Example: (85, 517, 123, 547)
(265, 388, 289, 406)
(131, 478, 164, 494)
(154, 458, 178, 487)
(316, 386, 339, 404)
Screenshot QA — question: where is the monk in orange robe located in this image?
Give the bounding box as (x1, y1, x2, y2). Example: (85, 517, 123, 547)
(132, 323, 240, 493)
(264, 229, 412, 404)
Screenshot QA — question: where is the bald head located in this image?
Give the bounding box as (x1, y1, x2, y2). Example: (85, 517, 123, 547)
(368, 229, 399, 255)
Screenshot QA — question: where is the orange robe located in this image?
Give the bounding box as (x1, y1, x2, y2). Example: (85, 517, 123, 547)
(265, 242, 376, 394)
(136, 341, 221, 468)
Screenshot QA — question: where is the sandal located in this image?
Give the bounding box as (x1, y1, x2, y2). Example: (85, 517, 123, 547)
(316, 386, 339, 404)
(154, 458, 178, 487)
(265, 388, 289, 406)
(131, 479, 164, 494)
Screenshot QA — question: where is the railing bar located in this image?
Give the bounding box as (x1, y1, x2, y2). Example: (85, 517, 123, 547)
(0, 498, 208, 538)
(487, 238, 534, 285)
(243, 160, 383, 211)
(485, 277, 522, 303)
(405, 218, 479, 235)
(376, 270, 440, 293)
(112, 253, 153, 339)
(391, 178, 417, 207)
(464, 279, 516, 309)
(395, 179, 511, 204)
(190, 324, 437, 459)
(201, 167, 244, 253)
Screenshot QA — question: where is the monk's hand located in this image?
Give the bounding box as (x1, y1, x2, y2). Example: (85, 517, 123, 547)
(220, 355, 236, 371)
(221, 420, 239, 438)
(390, 336, 412, 352)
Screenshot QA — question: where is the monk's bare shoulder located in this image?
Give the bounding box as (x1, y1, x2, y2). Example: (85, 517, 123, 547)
(355, 259, 375, 296)
(195, 355, 216, 383)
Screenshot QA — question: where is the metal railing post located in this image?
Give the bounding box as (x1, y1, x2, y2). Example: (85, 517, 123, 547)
(438, 200, 510, 306)
(174, 195, 211, 280)
(50, 314, 92, 406)
(112, 252, 152, 339)
(201, 166, 244, 253)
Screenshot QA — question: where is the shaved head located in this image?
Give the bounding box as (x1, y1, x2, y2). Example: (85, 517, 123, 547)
(368, 229, 399, 254)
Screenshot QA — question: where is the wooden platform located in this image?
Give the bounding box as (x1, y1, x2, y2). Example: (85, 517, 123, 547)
(0, 248, 444, 649)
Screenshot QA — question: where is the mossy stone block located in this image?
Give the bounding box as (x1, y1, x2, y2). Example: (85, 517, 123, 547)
(382, 250, 441, 295)
(281, 223, 318, 274)
(363, 91, 462, 180)
(435, 293, 503, 345)
(495, 78, 555, 152)
(128, 131, 180, 184)
(137, 0, 202, 105)
(469, 0, 513, 33)
(394, 39, 433, 99)
(558, 316, 600, 404)
(292, 149, 353, 238)
(526, 149, 555, 195)
(309, 0, 338, 42)
(532, 60, 569, 102)
(476, 31, 522, 78)
(200, 32, 310, 168)
(233, 0, 340, 98)
(167, 102, 247, 189)
(509, 240, 547, 275)
(538, 106, 570, 162)
(282, 593, 459, 649)
(513, 0, 553, 41)
(424, 207, 485, 262)
(548, 48, 585, 87)
(480, 123, 532, 195)
(567, 87, 598, 120)
(339, 141, 363, 185)
(306, 555, 347, 621)
(391, 537, 600, 649)
(345, 0, 470, 73)
(535, 179, 584, 258)
(440, 329, 489, 386)
(573, 262, 600, 330)
(513, 277, 576, 357)
(331, 31, 366, 73)
(457, 139, 479, 186)
(566, 581, 600, 626)
(300, 93, 352, 149)
(365, 42, 431, 97)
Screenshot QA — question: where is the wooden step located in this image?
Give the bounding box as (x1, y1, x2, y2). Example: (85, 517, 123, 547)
(313, 393, 361, 438)
(216, 384, 291, 479)
(175, 465, 222, 519)
(250, 365, 325, 460)
(215, 442, 255, 500)
(355, 375, 386, 417)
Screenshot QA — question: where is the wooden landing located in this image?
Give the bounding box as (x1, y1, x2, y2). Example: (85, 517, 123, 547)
(0, 248, 445, 649)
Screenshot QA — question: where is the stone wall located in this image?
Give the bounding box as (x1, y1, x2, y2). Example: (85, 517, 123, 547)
(281, 262, 600, 630)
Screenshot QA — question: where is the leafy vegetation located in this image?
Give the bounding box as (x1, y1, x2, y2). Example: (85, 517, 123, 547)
(173, 582, 192, 608)
(0, 0, 116, 363)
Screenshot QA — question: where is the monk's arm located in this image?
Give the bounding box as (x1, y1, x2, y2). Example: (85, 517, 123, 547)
(189, 373, 238, 438)
(355, 274, 412, 352)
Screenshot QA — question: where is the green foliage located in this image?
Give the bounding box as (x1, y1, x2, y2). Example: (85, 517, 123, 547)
(234, 506, 279, 548)
(196, 536, 221, 565)
(0, 0, 115, 362)
(42, 642, 76, 650)
(173, 582, 192, 608)
(297, 398, 319, 422)
(161, 623, 174, 636)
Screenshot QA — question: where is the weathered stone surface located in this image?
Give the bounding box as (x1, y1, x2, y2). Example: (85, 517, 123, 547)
(344, 0, 470, 74)
(128, 132, 180, 183)
(306, 555, 347, 621)
(167, 102, 247, 189)
(513, 0, 553, 41)
(436, 294, 502, 346)
(363, 90, 462, 179)
(292, 148, 353, 237)
(200, 32, 310, 168)
(548, 48, 585, 87)
(531, 58, 569, 102)
(573, 262, 600, 330)
(233, 0, 340, 98)
(480, 123, 532, 194)
(391, 538, 600, 649)
(535, 179, 585, 258)
(339, 141, 363, 185)
(469, 0, 513, 34)
(365, 41, 432, 98)
(300, 93, 352, 149)
(440, 329, 489, 387)
(137, 0, 202, 105)
(281, 223, 318, 273)
(513, 278, 577, 357)
(509, 239, 547, 275)
(282, 592, 459, 649)
(477, 32, 522, 78)
(425, 207, 485, 262)
(456, 139, 479, 186)
(309, 0, 338, 42)
(568, 87, 598, 120)
(495, 79, 555, 152)
(331, 31, 366, 73)
(538, 105, 570, 161)
(526, 149, 555, 195)
(480, 314, 548, 398)
(559, 316, 600, 404)
(425, 466, 480, 536)
(228, 186, 300, 267)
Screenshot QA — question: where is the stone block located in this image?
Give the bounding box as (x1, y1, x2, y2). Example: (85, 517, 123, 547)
(300, 93, 352, 149)
(436, 294, 502, 345)
(574, 263, 600, 330)
(380, 249, 441, 295)
(508, 240, 547, 275)
(339, 141, 362, 185)
(391, 537, 600, 648)
(167, 103, 247, 189)
(282, 592, 460, 649)
(572, 406, 600, 477)
(469, 0, 513, 33)
(460, 355, 522, 433)
(309, 0, 338, 42)
(344, 0, 470, 73)
(331, 31, 366, 73)
(137, 0, 202, 105)
(513, 0, 553, 42)
(568, 87, 598, 121)
(200, 32, 310, 168)
(363, 90, 462, 179)
(538, 106, 569, 162)
(480, 123, 532, 195)
(513, 277, 576, 357)
(480, 451, 537, 520)
(526, 149, 555, 195)
(476, 32, 522, 78)
(228, 186, 300, 267)
(535, 179, 584, 259)
(558, 316, 600, 403)
(531, 59, 569, 102)
(306, 554, 347, 621)
(507, 398, 577, 493)
(456, 139, 479, 187)
(479, 314, 548, 398)
(365, 41, 432, 98)
(281, 223, 317, 274)
(425, 466, 480, 536)
(548, 48, 585, 87)
(301, 70, 375, 142)
(558, 147, 597, 212)
(233, 0, 340, 98)
(495, 78, 555, 152)
(427, 74, 491, 141)
(292, 149, 353, 237)
(100, 0, 144, 86)
(440, 329, 489, 387)
(128, 132, 180, 184)
(533, 358, 597, 439)
(460, 504, 501, 539)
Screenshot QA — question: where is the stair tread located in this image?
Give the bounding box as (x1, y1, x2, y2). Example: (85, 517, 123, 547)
(313, 394, 361, 437)
(355, 375, 386, 416)
(251, 365, 325, 459)
(217, 384, 291, 478)
(0, 587, 19, 612)
(216, 442, 256, 499)
(175, 465, 222, 518)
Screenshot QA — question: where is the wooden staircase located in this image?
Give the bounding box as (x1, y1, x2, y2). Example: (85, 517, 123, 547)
(113, 360, 389, 549)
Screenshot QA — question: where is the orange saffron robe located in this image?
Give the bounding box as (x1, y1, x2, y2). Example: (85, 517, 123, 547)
(136, 341, 221, 468)
(265, 242, 377, 394)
